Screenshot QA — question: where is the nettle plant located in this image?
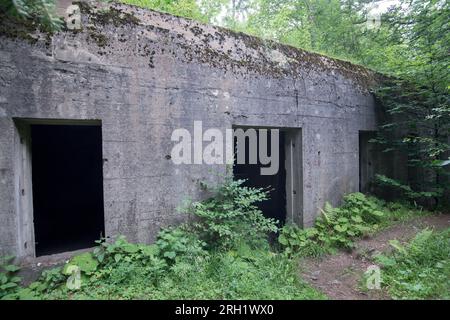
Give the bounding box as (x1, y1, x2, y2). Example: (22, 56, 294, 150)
(316, 193, 384, 246)
(183, 176, 279, 249)
(279, 193, 386, 256)
(155, 227, 207, 264)
(0, 256, 21, 299)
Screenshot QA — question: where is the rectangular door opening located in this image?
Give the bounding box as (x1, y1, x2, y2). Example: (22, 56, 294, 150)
(233, 129, 287, 224)
(233, 127, 303, 227)
(30, 123, 105, 256)
(359, 130, 377, 193)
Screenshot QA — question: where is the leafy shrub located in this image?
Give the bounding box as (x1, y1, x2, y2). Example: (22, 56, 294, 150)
(184, 177, 278, 249)
(92, 229, 206, 271)
(18, 176, 323, 300)
(278, 225, 327, 257)
(93, 235, 144, 266)
(279, 193, 425, 256)
(0, 256, 21, 299)
(10, 186, 434, 300)
(313, 193, 385, 248)
(91, 236, 168, 284)
(155, 226, 207, 264)
(0, 0, 63, 31)
(383, 201, 426, 222)
(33, 267, 66, 293)
(40, 247, 324, 300)
(341, 193, 385, 224)
(375, 174, 443, 203)
(63, 252, 98, 276)
(374, 228, 450, 299)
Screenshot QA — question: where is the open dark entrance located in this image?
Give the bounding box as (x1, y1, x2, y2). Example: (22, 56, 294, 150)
(359, 131, 377, 192)
(233, 129, 287, 225)
(31, 124, 105, 256)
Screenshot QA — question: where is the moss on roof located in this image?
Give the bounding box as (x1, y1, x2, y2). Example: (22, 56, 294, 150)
(0, 0, 383, 90)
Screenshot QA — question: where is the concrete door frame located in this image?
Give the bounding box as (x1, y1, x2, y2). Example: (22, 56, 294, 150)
(13, 118, 102, 259)
(232, 125, 303, 226)
(284, 129, 303, 226)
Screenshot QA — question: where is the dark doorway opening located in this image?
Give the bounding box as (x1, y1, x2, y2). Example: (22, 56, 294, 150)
(359, 131, 377, 193)
(233, 129, 287, 225)
(31, 124, 105, 256)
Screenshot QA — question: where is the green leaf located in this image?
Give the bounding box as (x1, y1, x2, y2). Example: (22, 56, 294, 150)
(334, 225, 347, 232)
(346, 230, 356, 237)
(278, 235, 288, 245)
(140, 245, 159, 257)
(372, 211, 384, 217)
(64, 252, 98, 275)
(97, 254, 104, 263)
(374, 254, 396, 267)
(432, 159, 450, 167)
(114, 254, 122, 263)
(389, 240, 407, 254)
(0, 273, 7, 284)
(28, 282, 41, 290)
(4, 265, 21, 273)
(164, 251, 176, 259)
(16, 288, 37, 300)
(1, 282, 18, 290)
(122, 244, 139, 254)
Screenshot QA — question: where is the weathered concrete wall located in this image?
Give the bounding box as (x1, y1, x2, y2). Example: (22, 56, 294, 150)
(0, 1, 381, 258)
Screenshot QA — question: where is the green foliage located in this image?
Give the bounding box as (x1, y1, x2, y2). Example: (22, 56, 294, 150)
(0, 0, 63, 30)
(37, 267, 66, 291)
(90, 236, 170, 286)
(375, 174, 444, 201)
(0, 256, 21, 299)
(183, 176, 279, 249)
(38, 246, 325, 300)
(119, 0, 217, 23)
(375, 228, 450, 299)
(11, 176, 323, 300)
(18, 235, 324, 300)
(8, 266, 69, 299)
(340, 192, 385, 224)
(94, 235, 148, 265)
(63, 252, 98, 275)
(7, 186, 433, 300)
(155, 226, 207, 264)
(279, 192, 426, 256)
(369, 0, 450, 208)
(233, 0, 377, 62)
(278, 225, 327, 257)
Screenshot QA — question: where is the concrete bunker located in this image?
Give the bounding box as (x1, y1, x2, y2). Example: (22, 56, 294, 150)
(233, 127, 303, 226)
(14, 119, 105, 257)
(0, 1, 385, 259)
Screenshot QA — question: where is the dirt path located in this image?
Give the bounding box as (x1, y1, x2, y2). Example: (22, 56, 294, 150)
(300, 214, 450, 300)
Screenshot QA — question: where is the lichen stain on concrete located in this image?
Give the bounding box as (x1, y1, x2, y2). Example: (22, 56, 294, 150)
(59, 1, 380, 90)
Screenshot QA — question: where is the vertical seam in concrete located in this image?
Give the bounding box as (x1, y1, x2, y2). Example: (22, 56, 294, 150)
(294, 79, 299, 126)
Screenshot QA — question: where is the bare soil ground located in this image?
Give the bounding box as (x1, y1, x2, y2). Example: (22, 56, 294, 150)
(299, 214, 450, 300)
